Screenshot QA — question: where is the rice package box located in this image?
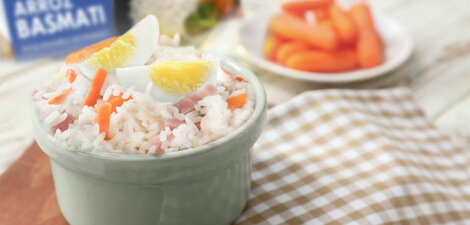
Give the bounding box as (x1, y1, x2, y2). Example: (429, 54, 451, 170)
(2, 0, 114, 61)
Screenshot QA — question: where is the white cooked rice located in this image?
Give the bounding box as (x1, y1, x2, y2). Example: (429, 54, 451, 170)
(33, 46, 255, 154)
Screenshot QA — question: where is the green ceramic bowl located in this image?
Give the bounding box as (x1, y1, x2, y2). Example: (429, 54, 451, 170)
(32, 56, 267, 225)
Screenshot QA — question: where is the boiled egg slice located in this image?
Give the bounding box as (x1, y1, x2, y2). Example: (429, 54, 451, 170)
(116, 60, 218, 103)
(78, 15, 159, 79)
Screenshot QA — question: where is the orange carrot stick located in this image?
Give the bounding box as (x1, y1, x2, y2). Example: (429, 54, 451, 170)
(66, 69, 77, 83)
(94, 101, 112, 139)
(263, 32, 283, 61)
(356, 30, 383, 68)
(48, 88, 72, 105)
(329, 4, 358, 45)
(227, 93, 247, 110)
(269, 13, 338, 50)
(275, 41, 310, 65)
(286, 49, 358, 72)
(106, 94, 132, 112)
(282, 0, 333, 13)
(350, 2, 375, 31)
(65, 37, 118, 65)
(82, 68, 108, 107)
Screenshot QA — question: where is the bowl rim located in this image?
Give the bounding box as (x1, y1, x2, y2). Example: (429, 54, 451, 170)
(33, 54, 267, 162)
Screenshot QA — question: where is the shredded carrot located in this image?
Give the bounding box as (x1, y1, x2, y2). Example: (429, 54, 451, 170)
(66, 69, 77, 83)
(48, 88, 72, 105)
(221, 67, 233, 77)
(82, 68, 108, 107)
(235, 77, 248, 82)
(94, 101, 112, 139)
(227, 93, 247, 110)
(106, 93, 132, 112)
(222, 67, 247, 82)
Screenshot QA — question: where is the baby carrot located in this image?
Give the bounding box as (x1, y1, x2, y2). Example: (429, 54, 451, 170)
(350, 2, 383, 68)
(263, 33, 283, 61)
(318, 19, 334, 28)
(282, 0, 333, 13)
(106, 94, 132, 112)
(313, 8, 329, 22)
(48, 88, 72, 105)
(269, 12, 338, 50)
(66, 69, 77, 83)
(286, 10, 305, 20)
(227, 93, 247, 110)
(275, 41, 310, 65)
(94, 101, 112, 139)
(350, 2, 375, 31)
(82, 68, 108, 107)
(356, 29, 383, 68)
(329, 3, 358, 45)
(286, 49, 358, 72)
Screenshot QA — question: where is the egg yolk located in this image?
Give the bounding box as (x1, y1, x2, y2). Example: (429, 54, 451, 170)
(149, 60, 211, 95)
(85, 32, 136, 72)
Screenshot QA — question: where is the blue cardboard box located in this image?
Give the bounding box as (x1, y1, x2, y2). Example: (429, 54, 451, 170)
(2, 0, 115, 61)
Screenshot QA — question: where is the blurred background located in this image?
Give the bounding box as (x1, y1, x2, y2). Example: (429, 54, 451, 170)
(1, 0, 470, 173)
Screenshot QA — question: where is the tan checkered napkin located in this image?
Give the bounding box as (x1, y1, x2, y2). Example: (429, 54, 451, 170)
(235, 88, 470, 225)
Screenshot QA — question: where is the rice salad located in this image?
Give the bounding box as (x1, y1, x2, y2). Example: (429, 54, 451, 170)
(33, 15, 254, 154)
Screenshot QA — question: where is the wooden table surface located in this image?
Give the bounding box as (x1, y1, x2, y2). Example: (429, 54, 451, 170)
(1, 0, 470, 224)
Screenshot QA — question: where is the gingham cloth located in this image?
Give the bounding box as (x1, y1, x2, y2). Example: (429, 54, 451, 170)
(236, 88, 470, 225)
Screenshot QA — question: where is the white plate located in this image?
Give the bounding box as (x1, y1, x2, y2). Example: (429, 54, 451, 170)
(237, 11, 413, 83)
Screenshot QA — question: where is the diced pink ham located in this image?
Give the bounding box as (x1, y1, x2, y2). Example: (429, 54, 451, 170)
(189, 83, 217, 102)
(149, 134, 175, 154)
(150, 136, 162, 146)
(162, 118, 185, 130)
(51, 113, 75, 133)
(174, 98, 194, 114)
(175, 84, 217, 113)
(149, 136, 163, 153)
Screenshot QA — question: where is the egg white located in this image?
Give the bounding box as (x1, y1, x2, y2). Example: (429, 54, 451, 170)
(116, 58, 219, 103)
(79, 15, 159, 80)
